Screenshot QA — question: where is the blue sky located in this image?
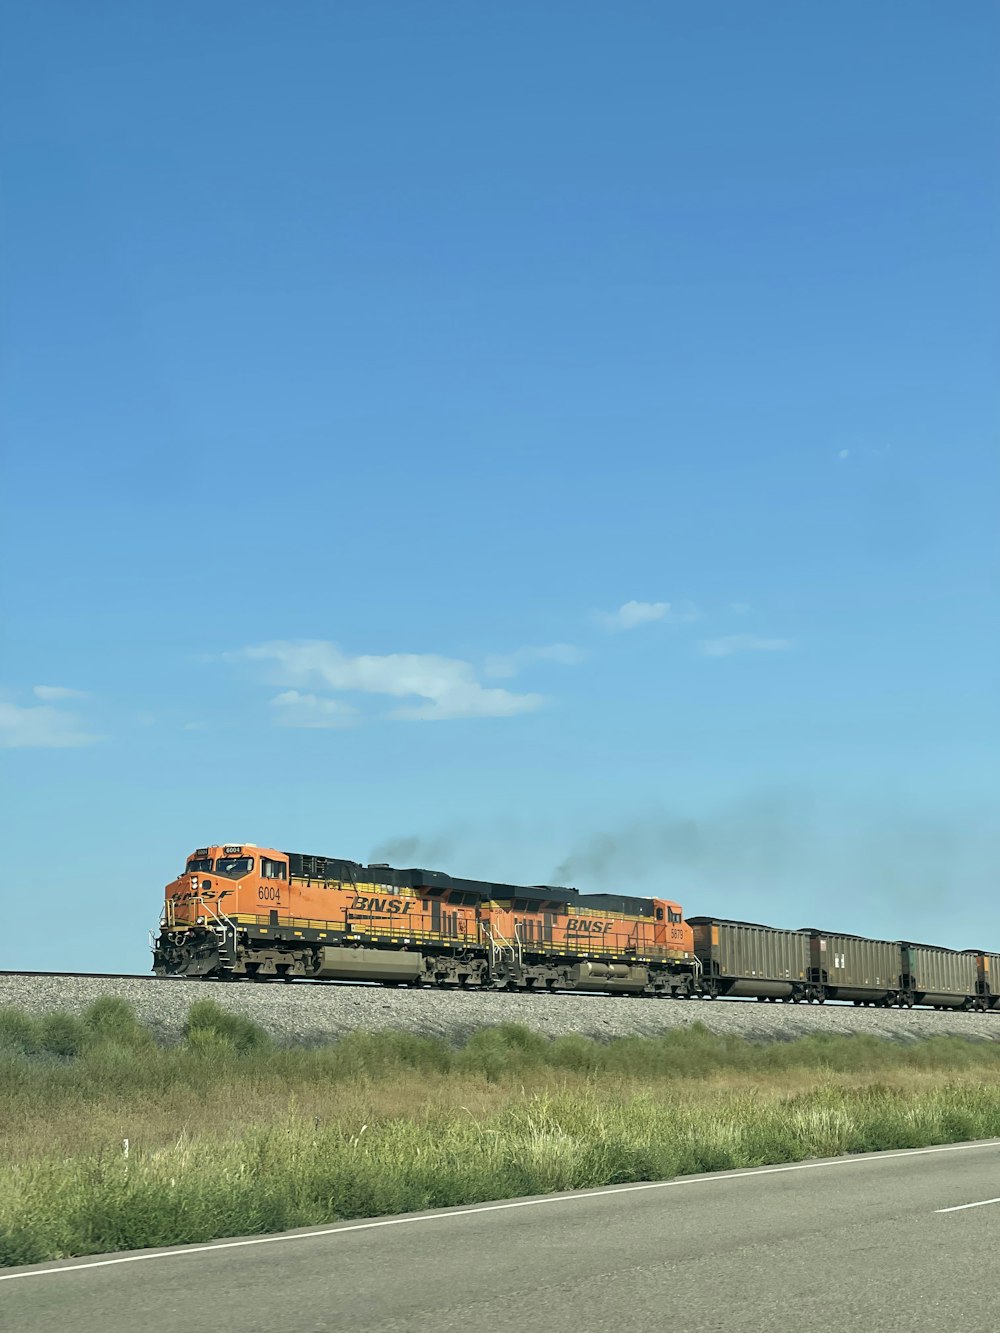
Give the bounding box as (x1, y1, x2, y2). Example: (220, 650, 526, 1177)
(1, 2, 996, 970)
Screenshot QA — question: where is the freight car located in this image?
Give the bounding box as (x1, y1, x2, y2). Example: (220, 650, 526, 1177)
(899, 943, 980, 1010)
(688, 918, 810, 1002)
(800, 929, 900, 1007)
(152, 842, 1000, 1009)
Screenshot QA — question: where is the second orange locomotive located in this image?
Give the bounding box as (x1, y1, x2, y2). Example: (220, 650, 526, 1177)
(153, 842, 697, 995)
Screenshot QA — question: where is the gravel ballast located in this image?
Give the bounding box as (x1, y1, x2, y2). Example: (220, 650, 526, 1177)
(4, 974, 1000, 1045)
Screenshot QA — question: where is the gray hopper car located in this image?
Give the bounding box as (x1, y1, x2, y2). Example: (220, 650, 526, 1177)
(688, 918, 811, 1002)
(900, 944, 979, 1009)
(800, 930, 901, 1006)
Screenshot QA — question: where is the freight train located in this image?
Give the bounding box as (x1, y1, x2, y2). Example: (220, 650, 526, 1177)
(152, 842, 1000, 1010)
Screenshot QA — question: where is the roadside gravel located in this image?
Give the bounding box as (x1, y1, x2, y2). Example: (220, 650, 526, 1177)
(3, 975, 1000, 1045)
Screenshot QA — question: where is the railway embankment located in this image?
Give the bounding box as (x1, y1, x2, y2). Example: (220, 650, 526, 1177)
(3, 972, 1000, 1045)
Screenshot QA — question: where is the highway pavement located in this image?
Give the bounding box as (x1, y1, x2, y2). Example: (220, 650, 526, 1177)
(3, 1139, 1000, 1333)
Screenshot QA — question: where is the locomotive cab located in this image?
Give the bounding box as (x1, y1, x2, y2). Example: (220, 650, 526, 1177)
(161, 844, 288, 931)
(651, 898, 694, 956)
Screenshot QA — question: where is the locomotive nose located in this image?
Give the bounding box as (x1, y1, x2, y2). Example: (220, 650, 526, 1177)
(164, 873, 205, 926)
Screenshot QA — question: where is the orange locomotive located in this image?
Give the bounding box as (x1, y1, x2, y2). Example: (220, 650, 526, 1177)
(153, 842, 698, 996)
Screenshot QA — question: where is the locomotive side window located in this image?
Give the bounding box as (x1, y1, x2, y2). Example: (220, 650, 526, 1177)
(655, 907, 664, 920)
(261, 858, 287, 880)
(668, 908, 682, 923)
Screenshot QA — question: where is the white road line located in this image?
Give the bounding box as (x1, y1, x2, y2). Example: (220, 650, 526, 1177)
(2, 1138, 997, 1284)
(936, 1196, 1000, 1214)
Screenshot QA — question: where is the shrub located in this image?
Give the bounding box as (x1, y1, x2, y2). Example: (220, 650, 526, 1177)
(0, 1007, 39, 1055)
(456, 1024, 549, 1080)
(37, 1012, 86, 1058)
(82, 998, 151, 1050)
(182, 999, 270, 1053)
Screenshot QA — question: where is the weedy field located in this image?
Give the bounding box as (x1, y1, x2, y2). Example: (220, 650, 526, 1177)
(2, 997, 1000, 1267)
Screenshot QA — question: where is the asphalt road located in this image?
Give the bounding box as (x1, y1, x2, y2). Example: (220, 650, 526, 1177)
(3, 1139, 1000, 1333)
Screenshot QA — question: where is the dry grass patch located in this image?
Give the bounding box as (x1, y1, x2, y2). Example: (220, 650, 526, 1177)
(2, 1000, 1000, 1265)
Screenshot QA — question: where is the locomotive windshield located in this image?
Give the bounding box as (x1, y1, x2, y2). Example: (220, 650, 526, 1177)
(214, 855, 254, 879)
(186, 857, 214, 873)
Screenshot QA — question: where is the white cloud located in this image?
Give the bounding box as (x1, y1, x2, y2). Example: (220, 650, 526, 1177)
(483, 643, 586, 679)
(597, 600, 701, 632)
(699, 635, 792, 658)
(271, 690, 360, 729)
(32, 685, 88, 701)
(240, 641, 544, 722)
(0, 698, 100, 748)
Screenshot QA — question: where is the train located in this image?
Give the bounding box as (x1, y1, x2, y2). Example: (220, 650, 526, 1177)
(152, 841, 1000, 1010)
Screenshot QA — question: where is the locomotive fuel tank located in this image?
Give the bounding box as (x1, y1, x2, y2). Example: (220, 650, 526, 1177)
(570, 961, 648, 992)
(313, 946, 423, 982)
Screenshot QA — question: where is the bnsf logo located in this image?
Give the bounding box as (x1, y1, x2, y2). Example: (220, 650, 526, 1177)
(566, 919, 611, 934)
(351, 896, 414, 915)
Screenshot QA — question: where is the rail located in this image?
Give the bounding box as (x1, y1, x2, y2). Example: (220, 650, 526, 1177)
(1, 970, 995, 1013)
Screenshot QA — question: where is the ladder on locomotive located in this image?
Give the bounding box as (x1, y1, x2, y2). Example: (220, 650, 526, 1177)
(481, 921, 522, 976)
(202, 898, 239, 969)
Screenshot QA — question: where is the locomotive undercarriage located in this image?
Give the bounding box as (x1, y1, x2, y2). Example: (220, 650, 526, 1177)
(152, 927, 697, 996)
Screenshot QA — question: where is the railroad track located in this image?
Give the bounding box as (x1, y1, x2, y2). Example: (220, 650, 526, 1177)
(0, 970, 834, 1009)
(0, 970, 756, 998)
(0, 972, 995, 1012)
(0, 970, 184, 982)
(0, 970, 387, 988)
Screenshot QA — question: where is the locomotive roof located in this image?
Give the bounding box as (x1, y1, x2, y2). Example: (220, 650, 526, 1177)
(578, 893, 655, 918)
(285, 851, 579, 903)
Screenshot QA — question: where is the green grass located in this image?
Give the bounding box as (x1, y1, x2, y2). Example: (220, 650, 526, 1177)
(1, 1000, 999, 1266)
